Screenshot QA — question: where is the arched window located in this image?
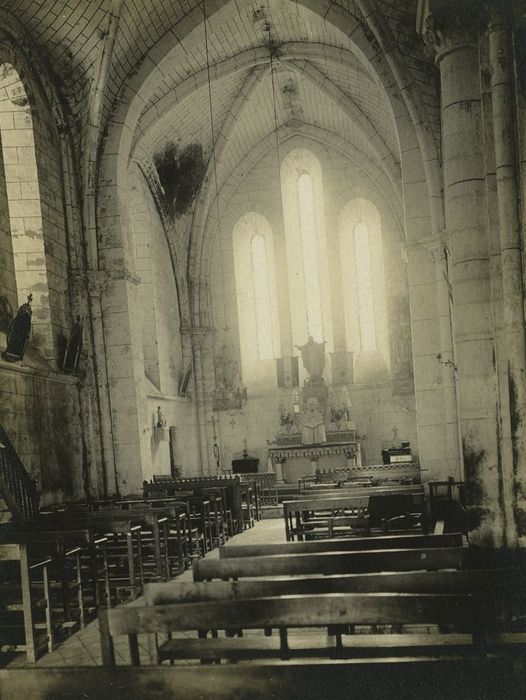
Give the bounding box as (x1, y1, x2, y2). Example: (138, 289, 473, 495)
(297, 173, 324, 342)
(0, 62, 53, 355)
(250, 233, 274, 360)
(233, 213, 280, 384)
(354, 222, 376, 351)
(338, 198, 389, 375)
(281, 149, 333, 357)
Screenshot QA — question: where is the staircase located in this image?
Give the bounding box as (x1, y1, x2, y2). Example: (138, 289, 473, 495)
(0, 423, 40, 529)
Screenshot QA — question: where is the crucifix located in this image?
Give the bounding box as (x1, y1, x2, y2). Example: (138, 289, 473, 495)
(210, 414, 218, 442)
(208, 414, 221, 472)
(392, 426, 399, 445)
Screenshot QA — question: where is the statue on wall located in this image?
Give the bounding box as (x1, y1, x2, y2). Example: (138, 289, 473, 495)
(2, 294, 32, 363)
(213, 343, 247, 411)
(156, 406, 167, 428)
(62, 315, 83, 374)
(295, 336, 326, 381)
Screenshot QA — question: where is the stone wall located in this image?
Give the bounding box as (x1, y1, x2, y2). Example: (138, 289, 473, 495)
(128, 164, 200, 479)
(0, 364, 85, 505)
(207, 138, 418, 474)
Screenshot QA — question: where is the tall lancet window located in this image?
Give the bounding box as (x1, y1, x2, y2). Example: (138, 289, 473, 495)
(354, 222, 376, 351)
(281, 149, 333, 357)
(250, 233, 274, 360)
(339, 198, 390, 377)
(233, 212, 280, 385)
(297, 173, 324, 342)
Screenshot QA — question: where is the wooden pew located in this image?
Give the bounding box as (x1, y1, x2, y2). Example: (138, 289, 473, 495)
(193, 546, 465, 581)
(2, 658, 522, 700)
(98, 590, 482, 666)
(292, 484, 424, 498)
(145, 568, 523, 604)
(283, 491, 425, 540)
(145, 567, 524, 657)
(219, 532, 465, 558)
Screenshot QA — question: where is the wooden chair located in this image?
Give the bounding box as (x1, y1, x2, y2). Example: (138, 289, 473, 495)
(0, 543, 53, 663)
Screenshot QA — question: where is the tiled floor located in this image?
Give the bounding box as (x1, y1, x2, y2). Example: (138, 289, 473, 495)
(6, 518, 286, 669)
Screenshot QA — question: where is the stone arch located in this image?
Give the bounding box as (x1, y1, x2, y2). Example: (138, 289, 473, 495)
(197, 125, 404, 325)
(0, 50, 59, 359)
(97, 0, 440, 293)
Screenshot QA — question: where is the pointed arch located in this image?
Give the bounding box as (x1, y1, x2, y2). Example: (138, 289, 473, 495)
(0, 61, 54, 356)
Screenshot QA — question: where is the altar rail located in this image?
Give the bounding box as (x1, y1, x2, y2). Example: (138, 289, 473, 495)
(304, 462, 420, 486)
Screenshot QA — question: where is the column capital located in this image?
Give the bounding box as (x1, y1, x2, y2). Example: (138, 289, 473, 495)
(417, 0, 484, 62)
(70, 268, 141, 298)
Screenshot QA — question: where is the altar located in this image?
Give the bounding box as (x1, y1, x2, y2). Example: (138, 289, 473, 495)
(268, 432, 361, 483)
(268, 337, 361, 483)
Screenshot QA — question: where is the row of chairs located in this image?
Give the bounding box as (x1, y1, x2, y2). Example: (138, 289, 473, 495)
(147, 475, 261, 531)
(0, 484, 243, 664)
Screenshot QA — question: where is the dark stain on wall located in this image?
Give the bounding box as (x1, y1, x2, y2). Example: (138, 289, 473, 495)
(462, 437, 485, 505)
(508, 371, 521, 471)
(0, 295, 14, 333)
(515, 28, 526, 95)
(153, 142, 206, 218)
(38, 386, 78, 499)
(508, 371, 526, 536)
(495, 405, 508, 545)
(388, 293, 414, 395)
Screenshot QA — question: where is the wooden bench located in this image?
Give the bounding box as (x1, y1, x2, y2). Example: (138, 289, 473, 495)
(193, 546, 466, 581)
(219, 532, 465, 558)
(98, 590, 485, 666)
(2, 658, 523, 700)
(145, 566, 523, 603)
(283, 490, 426, 540)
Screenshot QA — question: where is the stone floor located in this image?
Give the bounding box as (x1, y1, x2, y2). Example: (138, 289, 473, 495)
(6, 518, 286, 669)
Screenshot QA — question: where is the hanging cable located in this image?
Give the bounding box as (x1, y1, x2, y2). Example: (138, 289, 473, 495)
(267, 22, 283, 187)
(202, 0, 228, 332)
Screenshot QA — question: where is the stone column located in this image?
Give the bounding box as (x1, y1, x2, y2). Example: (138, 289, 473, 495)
(488, 6, 526, 540)
(88, 269, 150, 494)
(183, 325, 214, 475)
(405, 236, 461, 482)
(478, 37, 516, 540)
(424, 0, 505, 544)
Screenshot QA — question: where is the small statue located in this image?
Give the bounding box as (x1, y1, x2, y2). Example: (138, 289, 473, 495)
(62, 315, 83, 374)
(295, 336, 326, 381)
(2, 294, 32, 362)
(156, 406, 166, 428)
